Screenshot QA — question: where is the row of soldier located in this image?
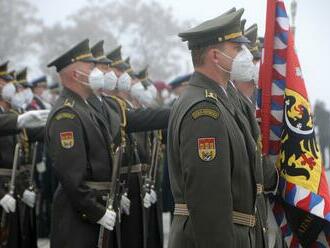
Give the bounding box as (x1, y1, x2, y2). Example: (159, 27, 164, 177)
(0, 6, 284, 248)
(0, 39, 187, 248)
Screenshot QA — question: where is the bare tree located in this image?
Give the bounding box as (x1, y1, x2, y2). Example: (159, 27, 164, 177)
(0, 0, 43, 67)
(38, 0, 192, 81)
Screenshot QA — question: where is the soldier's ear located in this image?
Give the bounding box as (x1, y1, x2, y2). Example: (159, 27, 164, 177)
(210, 48, 220, 64)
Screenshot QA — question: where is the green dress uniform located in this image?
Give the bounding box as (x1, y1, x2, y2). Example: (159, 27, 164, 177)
(46, 87, 117, 248)
(0, 113, 19, 136)
(0, 109, 44, 248)
(168, 71, 266, 247)
(227, 81, 279, 248)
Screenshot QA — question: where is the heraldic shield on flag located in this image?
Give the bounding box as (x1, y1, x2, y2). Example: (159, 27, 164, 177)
(257, 0, 330, 246)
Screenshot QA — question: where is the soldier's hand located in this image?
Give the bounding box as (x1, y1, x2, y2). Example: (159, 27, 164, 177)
(150, 189, 157, 204)
(22, 189, 36, 208)
(143, 192, 151, 208)
(120, 194, 131, 215)
(17, 110, 50, 129)
(0, 194, 16, 213)
(97, 209, 116, 231)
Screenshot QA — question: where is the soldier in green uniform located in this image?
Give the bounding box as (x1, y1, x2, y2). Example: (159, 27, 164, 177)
(168, 8, 270, 247)
(0, 62, 47, 247)
(0, 62, 48, 135)
(46, 39, 118, 248)
(225, 20, 279, 248)
(89, 40, 168, 248)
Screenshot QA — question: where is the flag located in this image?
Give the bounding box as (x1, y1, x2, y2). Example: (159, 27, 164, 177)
(257, 0, 330, 246)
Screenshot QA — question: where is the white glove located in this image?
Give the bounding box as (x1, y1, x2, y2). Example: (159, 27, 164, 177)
(22, 189, 36, 208)
(120, 194, 131, 215)
(97, 209, 116, 231)
(17, 110, 50, 129)
(36, 161, 46, 173)
(143, 192, 151, 208)
(0, 194, 16, 213)
(150, 189, 157, 204)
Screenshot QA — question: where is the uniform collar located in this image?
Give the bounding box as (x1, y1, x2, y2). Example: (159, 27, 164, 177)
(61, 87, 89, 107)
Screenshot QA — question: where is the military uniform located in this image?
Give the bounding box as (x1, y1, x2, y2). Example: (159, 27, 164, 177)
(0, 62, 20, 136)
(46, 39, 119, 247)
(168, 8, 267, 248)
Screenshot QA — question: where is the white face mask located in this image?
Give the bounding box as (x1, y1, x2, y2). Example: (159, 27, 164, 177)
(164, 93, 178, 105)
(23, 88, 34, 105)
(11, 92, 26, 110)
(88, 67, 105, 91)
(41, 90, 53, 103)
(217, 45, 255, 82)
(131, 81, 153, 106)
(117, 72, 132, 91)
(161, 89, 169, 99)
(104, 71, 118, 91)
(253, 62, 260, 85)
(147, 84, 158, 100)
(142, 90, 155, 106)
(1, 83, 16, 102)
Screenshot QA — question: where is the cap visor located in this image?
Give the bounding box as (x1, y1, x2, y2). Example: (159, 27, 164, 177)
(81, 57, 98, 63)
(0, 75, 13, 81)
(97, 57, 113, 65)
(230, 35, 250, 44)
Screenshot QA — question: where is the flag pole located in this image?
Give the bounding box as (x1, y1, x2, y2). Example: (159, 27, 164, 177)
(261, 0, 276, 154)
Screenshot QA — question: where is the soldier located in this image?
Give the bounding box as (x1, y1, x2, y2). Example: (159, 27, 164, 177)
(225, 20, 280, 248)
(89, 40, 168, 248)
(133, 66, 164, 248)
(0, 61, 47, 247)
(46, 39, 117, 247)
(0, 62, 48, 135)
(167, 8, 270, 247)
(27, 75, 54, 238)
(27, 76, 52, 110)
(232, 23, 262, 102)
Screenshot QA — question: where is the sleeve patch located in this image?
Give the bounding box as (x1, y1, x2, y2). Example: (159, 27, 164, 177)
(192, 108, 219, 120)
(55, 112, 76, 121)
(60, 131, 74, 149)
(198, 138, 216, 161)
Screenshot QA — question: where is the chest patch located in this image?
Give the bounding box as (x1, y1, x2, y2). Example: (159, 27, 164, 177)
(198, 138, 216, 162)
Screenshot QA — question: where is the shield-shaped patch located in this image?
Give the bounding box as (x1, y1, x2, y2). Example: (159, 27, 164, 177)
(198, 137, 216, 162)
(60, 131, 74, 149)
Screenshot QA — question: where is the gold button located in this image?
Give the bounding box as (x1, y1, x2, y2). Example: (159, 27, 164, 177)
(82, 213, 87, 218)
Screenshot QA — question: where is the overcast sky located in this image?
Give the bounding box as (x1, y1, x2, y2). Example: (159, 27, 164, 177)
(32, 0, 330, 107)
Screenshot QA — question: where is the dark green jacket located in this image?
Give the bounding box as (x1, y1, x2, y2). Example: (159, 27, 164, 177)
(167, 72, 261, 248)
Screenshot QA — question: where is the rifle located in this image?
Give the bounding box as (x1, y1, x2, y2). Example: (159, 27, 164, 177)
(143, 131, 163, 197)
(119, 135, 135, 207)
(98, 142, 125, 248)
(21, 142, 38, 234)
(0, 143, 21, 247)
(141, 131, 163, 248)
